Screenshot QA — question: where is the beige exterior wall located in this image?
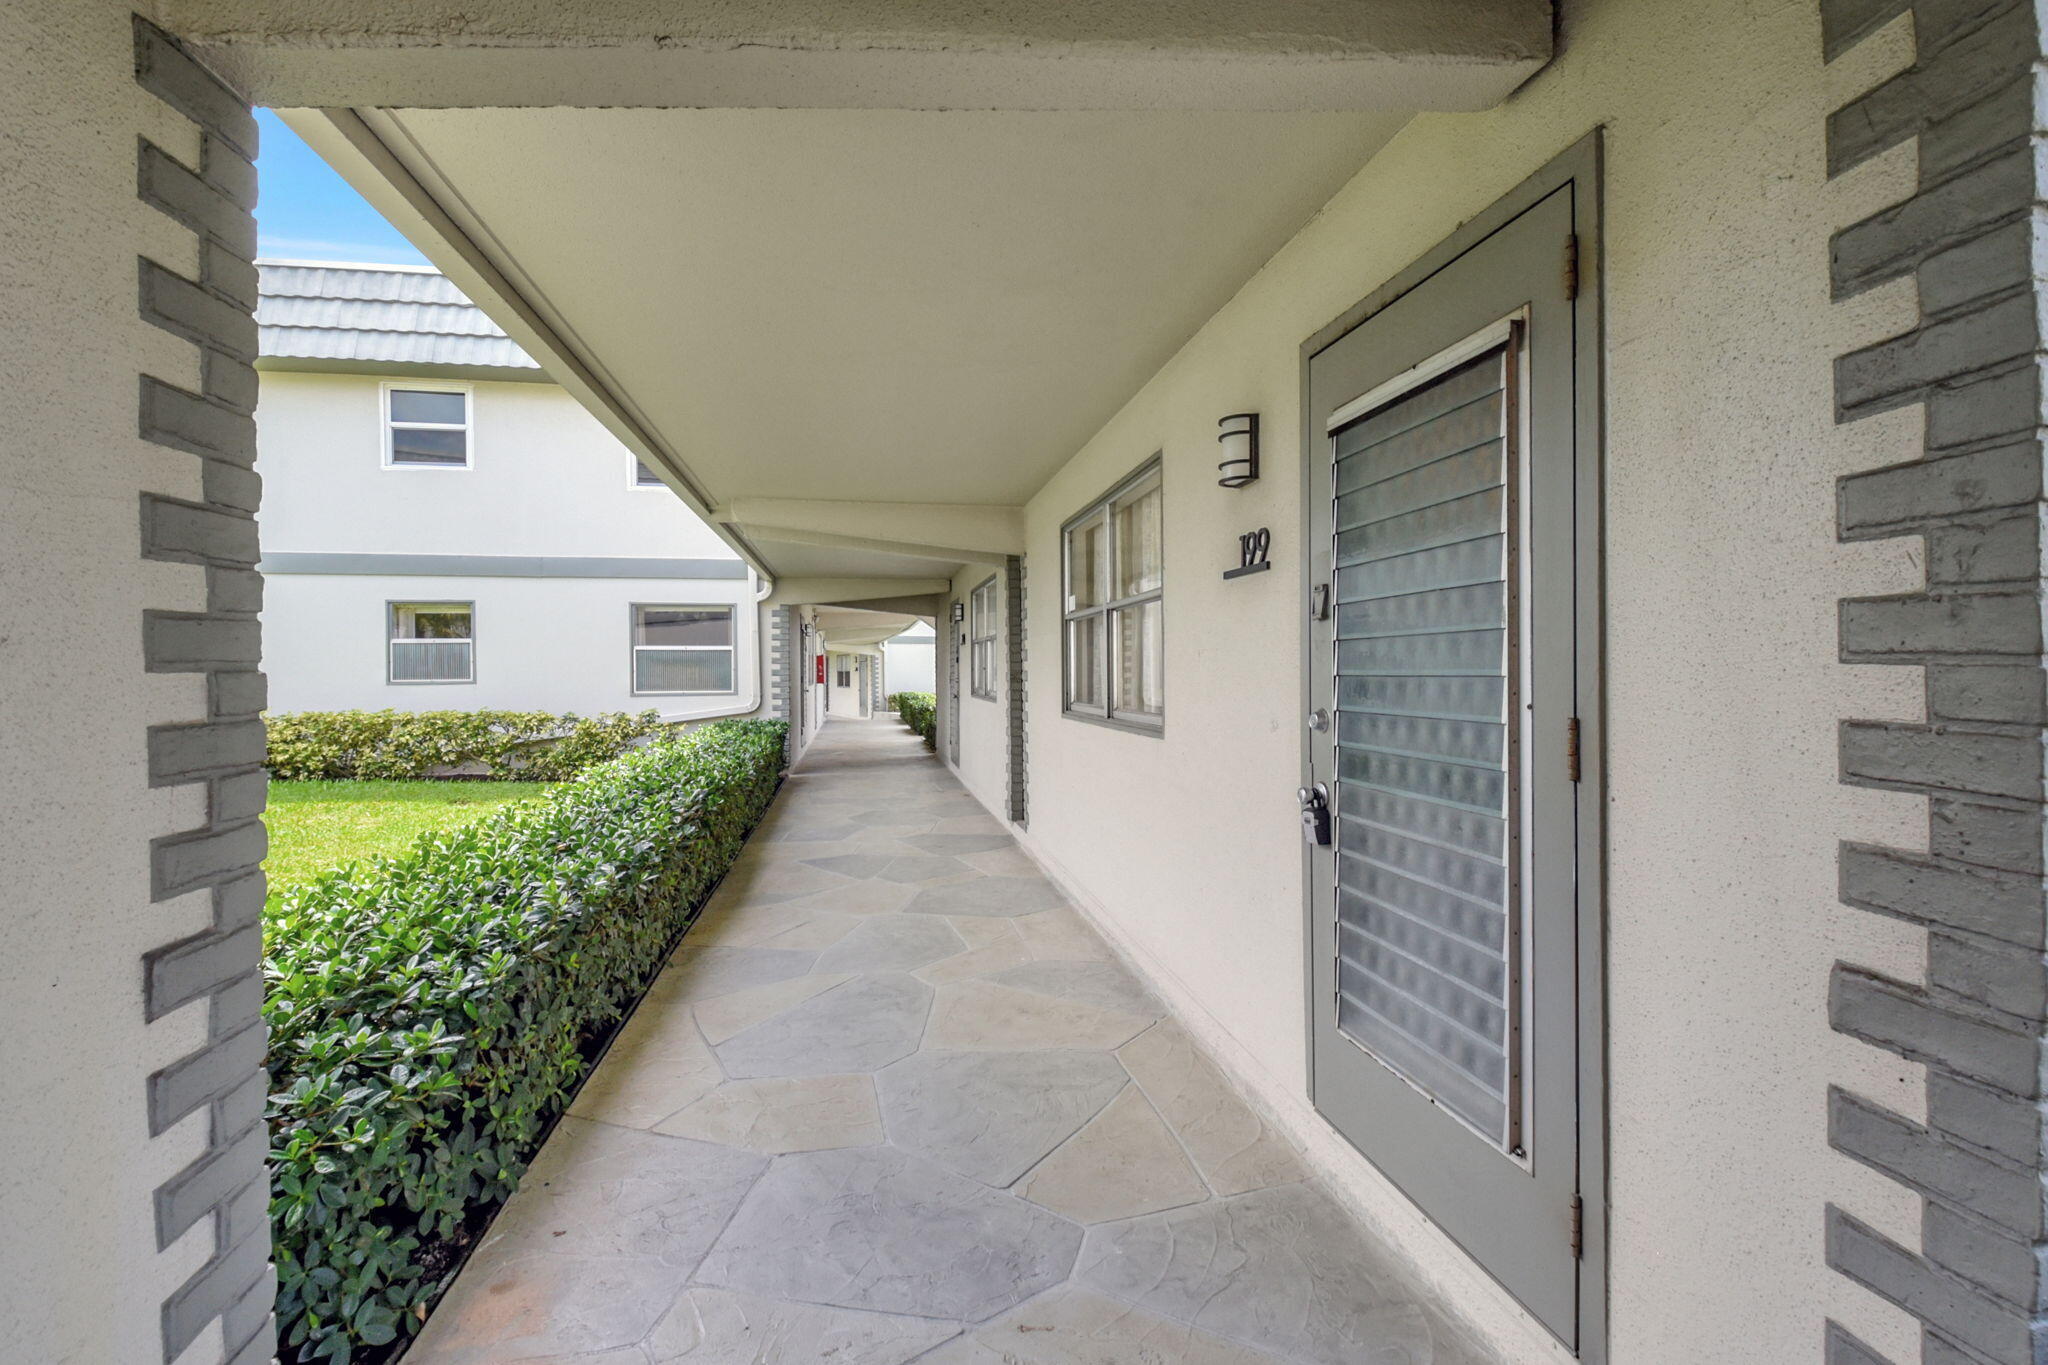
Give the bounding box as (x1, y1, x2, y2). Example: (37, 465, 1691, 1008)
(1010, 2, 1936, 1359)
(257, 370, 734, 561)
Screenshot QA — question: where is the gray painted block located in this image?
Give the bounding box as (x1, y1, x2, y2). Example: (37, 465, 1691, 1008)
(1924, 1201, 2048, 1312)
(140, 376, 257, 464)
(142, 494, 258, 566)
(1926, 1070, 2047, 1167)
(138, 140, 258, 257)
(214, 1065, 268, 1144)
(1840, 843, 2047, 946)
(1823, 1319, 1898, 1365)
(202, 459, 262, 514)
(1829, 1087, 2042, 1236)
(1925, 509, 2041, 587)
(207, 566, 263, 617)
(1920, 214, 2043, 317)
(146, 923, 261, 1021)
(153, 819, 267, 898)
(1827, 1206, 2035, 1365)
(1830, 965, 2038, 1094)
(1839, 720, 2045, 799)
(1837, 290, 2038, 417)
(140, 258, 257, 361)
(1924, 360, 2042, 452)
(1930, 800, 2047, 874)
(148, 719, 266, 785)
(202, 137, 257, 212)
(143, 612, 261, 672)
(1827, 2, 2036, 175)
(1831, 146, 2032, 299)
(214, 872, 266, 934)
(1838, 442, 2043, 536)
(211, 769, 268, 825)
(208, 670, 267, 719)
(1922, 71, 2036, 180)
(155, 1124, 265, 1247)
(150, 1020, 266, 1135)
(1928, 665, 2048, 727)
(1929, 931, 2048, 1021)
(131, 17, 258, 158)
(162, 1221, 272, 1360)
(1819, 0, 1911, 60)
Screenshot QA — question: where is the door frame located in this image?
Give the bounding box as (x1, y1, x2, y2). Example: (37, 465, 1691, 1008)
(1297, 130, 1607, 1361)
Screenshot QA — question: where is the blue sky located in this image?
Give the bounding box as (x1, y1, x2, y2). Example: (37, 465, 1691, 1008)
(254, 110, 429, 266)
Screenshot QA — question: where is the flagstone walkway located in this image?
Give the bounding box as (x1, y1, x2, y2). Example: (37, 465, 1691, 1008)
(403, 716, 1496, 1365)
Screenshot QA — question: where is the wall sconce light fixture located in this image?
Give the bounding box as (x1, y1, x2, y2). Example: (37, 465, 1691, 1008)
(950, 601, 966, 623)
(1217, 412, 1260, 488)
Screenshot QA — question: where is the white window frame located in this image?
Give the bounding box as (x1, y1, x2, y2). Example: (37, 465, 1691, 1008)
(969, 575, 999, 701)
(630, 457, 667, 489)
(1061, 457, 1163, 733)
(387, 600, 475, 684)
(631, 603, 737, 695)
(381, 380, 473, 470)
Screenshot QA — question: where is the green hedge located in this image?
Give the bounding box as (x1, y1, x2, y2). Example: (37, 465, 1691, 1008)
(265, 709, 670, 782)
(264, 719, 788, 1363)
(890, 691, 937, 751)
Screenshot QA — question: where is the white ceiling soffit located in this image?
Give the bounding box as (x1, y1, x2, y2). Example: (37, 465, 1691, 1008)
(288, 105, 1413, 589)
(178, 1, 1551, 111)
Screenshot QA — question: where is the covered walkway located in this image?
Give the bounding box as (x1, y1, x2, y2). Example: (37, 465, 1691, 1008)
(403, 716, 1493, 1365)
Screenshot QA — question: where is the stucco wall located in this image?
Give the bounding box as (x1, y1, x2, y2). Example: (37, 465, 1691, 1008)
(1017, 1, 1933, 1360)
(884, 630, 936, 696)
(256, 370, 734, 560)
(263, 572, 763, 719)
(0, 3, 246, 1360)
(946, 563, 1013, 823)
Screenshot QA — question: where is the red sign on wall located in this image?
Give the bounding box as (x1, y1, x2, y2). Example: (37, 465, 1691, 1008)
(816, 655, 827, 684)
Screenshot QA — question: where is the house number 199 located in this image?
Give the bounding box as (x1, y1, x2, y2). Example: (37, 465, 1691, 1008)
(1223, 527, 1272, 580)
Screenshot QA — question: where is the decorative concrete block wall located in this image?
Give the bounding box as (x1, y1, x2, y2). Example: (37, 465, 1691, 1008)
(1823, 2, 2048, 1361)
(130, 18, 275, 1365)
(1005, 554, 1028, 827)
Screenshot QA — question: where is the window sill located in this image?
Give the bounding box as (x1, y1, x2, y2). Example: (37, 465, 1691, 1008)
(1061, 708, 1164, 739)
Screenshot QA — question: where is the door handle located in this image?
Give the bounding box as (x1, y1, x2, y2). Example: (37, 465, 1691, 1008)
(1306, 708, 1329, 732)
(1297, 783, 1332, 846)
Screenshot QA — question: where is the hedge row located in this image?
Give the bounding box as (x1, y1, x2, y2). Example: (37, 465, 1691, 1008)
(265, 709, 670, 782)
(890, 692, 937, 750)
(264, 719, 788, 1363)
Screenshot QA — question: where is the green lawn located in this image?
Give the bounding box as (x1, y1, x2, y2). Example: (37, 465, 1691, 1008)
(264, 779, 553, 901)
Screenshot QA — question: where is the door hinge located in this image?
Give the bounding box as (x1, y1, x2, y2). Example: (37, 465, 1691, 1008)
(1566, 716, 1582, 783)
(1570, 1194, 1584, 1259)
(1563, 234, 1580, 302)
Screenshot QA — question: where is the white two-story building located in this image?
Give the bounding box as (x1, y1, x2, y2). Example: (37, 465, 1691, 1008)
(255, 260, 780, 722)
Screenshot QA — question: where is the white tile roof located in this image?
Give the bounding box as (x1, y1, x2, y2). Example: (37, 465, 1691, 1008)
(257, 261, 542, 371)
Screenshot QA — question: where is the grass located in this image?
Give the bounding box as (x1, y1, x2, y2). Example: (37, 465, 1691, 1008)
(263, 779, 553, 901)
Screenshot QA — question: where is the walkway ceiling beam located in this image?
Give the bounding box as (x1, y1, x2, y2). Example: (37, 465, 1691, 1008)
(166, 1, 1552, 111)
(771, 577, 953, 607)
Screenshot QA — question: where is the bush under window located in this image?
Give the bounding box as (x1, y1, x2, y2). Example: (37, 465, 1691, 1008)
(265, 708, 670, 782)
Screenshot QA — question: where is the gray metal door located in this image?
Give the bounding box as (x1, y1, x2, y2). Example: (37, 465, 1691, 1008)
(1305, 184, 1586, 1343)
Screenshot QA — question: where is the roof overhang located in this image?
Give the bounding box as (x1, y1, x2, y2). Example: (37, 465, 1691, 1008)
(199, 1, 1552, 601)
(168, 1, 1551, 111)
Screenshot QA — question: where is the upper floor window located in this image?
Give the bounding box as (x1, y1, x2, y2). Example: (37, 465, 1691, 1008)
(970, 575, 999, 700)
(389, 601, 474, 683)
(633, 605, 735, 694)
(1062, 459, 1162, 729)
(632, 458, 665, 487)
(384, 383, 471, 468)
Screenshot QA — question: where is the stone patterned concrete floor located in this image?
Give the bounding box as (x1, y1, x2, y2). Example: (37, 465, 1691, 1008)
(402, 717, 1498, 1365)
